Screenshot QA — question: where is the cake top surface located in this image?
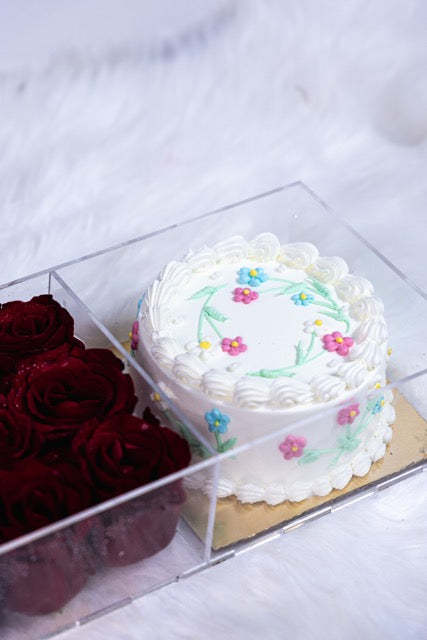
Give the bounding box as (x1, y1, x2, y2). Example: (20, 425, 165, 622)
(137, 233, 387, 409)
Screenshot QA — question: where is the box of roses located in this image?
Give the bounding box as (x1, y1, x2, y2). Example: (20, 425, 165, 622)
(0, 274, 219, 639)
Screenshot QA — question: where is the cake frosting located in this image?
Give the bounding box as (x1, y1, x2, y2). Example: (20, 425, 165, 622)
(133, 233, 394, 505)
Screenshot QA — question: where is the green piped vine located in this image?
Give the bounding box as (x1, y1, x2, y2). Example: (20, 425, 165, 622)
(188, 284, 228, 341)
(299, 398, 378, 467)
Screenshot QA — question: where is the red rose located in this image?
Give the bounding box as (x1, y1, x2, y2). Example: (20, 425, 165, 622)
(73, 413, 191, 500)
(96, 483, 186, 567)
(0, 459, 93, 542)
(0, 408, 42, 467)
(2, 523, 97, 615)
(0, 295, 74, 376)
(7, 347, 137, 440)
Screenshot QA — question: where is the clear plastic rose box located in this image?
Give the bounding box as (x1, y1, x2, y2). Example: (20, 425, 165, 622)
(1, 182, 426, 639)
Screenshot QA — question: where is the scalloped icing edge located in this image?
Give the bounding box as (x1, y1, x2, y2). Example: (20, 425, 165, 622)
(138, 233, 389, 409)
(183, 400, 395, 505)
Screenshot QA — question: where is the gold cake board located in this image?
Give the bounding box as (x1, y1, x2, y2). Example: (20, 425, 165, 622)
(182, 391, 427, 550)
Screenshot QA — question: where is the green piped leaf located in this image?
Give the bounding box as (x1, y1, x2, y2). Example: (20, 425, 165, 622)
(188, 284, 226, 300)
(188, 286, 216, 300)
(278, 283, 306, 295)
(219, 437, 237, 453)
(307, 278, 331, 298)
(299, 450, 323, 465)
(204, 306, 227, 322)
(295, 340, 304, 365)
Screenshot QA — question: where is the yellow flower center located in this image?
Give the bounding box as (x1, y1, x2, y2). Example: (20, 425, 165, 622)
(214, 420, 220, 427)
(231, 340, 239, 347)
(153, 393, 161, 402)
(314, 319, 323, 326)
(387, 347, 392, 356)
(300, 293, 307, 300)
(291, 445, 298, 452)
(243, 288, 250, 295)
(335, 337, 344, 344)
(249, 269, 258, 277)
(374, 383, 381, 389)
(349, 410, 356, 418)
(380, 399, 385, 407)
(199, 340, 211, 350)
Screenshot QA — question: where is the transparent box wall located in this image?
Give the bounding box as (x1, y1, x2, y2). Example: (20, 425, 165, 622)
(0, 273, 220, 640)
(1, 182, 426, 639)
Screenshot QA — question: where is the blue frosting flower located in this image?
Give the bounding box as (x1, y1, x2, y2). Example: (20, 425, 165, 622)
(371, 396, 385, 414)
(204, 408, 230, 434)
(237, 266, 268, 287)
(291, 292, 314, 306)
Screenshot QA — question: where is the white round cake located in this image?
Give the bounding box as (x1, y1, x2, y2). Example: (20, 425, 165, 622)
(132, 233, 394, 505)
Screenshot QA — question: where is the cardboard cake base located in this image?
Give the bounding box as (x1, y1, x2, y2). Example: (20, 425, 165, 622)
(182, 391, 427, 550)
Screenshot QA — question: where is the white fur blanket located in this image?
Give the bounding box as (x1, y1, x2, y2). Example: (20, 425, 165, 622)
(0, 1, 426, 638)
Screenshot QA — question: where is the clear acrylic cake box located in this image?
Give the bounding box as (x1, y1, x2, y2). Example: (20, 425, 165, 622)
(0, 182, 426, 639)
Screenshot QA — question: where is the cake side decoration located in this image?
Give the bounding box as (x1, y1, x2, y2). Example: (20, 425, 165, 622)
(279, 435, 307, 460)
(204, 408, 236, 453)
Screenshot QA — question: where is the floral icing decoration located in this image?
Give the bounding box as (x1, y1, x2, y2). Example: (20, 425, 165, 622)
(221, 336, 247, 356)
(371, 395, 385, 414)
(303, 318, 329, 337)
(188, 284, 228, 342)
(279, 435, 307, 460)
(233, 287, 259, 304)
(322, 331, 354, 356)
(237, 266, 268, 287)
(299, 396, 386, 467)
(185, 337, 221, 361)
(205, 408, 230, 434)
(291, 292, 314, 306)
(129, 321, 139, 351)
(204, 408, 236, 453)
(337, 403, 360, 425)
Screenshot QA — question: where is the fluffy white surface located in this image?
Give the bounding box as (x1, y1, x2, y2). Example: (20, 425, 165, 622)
(1, 0, 426, 638)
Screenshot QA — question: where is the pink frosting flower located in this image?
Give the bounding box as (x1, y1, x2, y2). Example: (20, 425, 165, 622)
(221, 336, 247, 356)
(129, 321, 139, 351)
(337, 403, 360, 425)
(279, 435, 307, 460)
(322, 331, 354, 356)
(233, 287, 259, 304)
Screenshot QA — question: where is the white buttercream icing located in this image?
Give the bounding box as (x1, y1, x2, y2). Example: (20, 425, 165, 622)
(233, 377, 269, 408)
(306, 256, 349, 284)
(353, 317, 388, 344)
(159, 260, 192, 286)
(201, 369, 235, 400)
(172, 353, 207, 387)
(249, 232, 281, 261)
(279, 242, 319, 268)
(310, 374, 347, 401)
(213, 235, 250, 262)
(151, 337, 181, 367)
(336, 275, 374, 302)
(269, 378, 314, 406)
(349, 296, 384, 321)
(349, 340, 384, 369)
(184, 246, 217, 272)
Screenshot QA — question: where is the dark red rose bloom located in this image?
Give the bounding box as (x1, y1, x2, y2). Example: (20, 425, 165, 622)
(7, 347, 137, 439)
(0, 459, 93, 542)
(96, 483, 186, 567)
(0, 408, 42, 467)
(0, 295, 74, 376)
(2, 522, 98, 615)
(73, 413, 191, 500)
